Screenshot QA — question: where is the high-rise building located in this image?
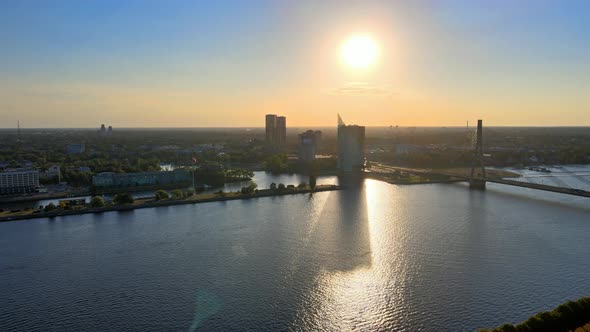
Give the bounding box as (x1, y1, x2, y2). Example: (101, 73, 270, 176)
(265, 114, 287, 147)
(298, 130, 321, 162)
(337, 114, 365, 172)
(265, 114, 276, 144)
(0, 169, 40, 195)
(276, 116, 286, 146)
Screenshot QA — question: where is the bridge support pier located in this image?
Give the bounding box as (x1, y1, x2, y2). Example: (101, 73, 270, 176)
(469, 179, 486, 190)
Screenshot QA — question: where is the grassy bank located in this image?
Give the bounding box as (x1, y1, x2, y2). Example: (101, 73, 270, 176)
(0, 185, 340, 222)
(478, 297, 590, 332)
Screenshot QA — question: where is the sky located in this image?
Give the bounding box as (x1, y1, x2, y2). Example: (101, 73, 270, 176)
(0, 0, 589, 128)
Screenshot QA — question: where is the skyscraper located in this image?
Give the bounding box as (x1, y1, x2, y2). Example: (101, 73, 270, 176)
(337, 114, 365, 172)
(276, 116, 286, 146)
(265, 114, 277, 144)
(265, 114, 286, 147)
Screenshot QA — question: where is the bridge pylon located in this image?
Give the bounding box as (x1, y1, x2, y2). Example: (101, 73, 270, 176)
(469, 119, 486, 190)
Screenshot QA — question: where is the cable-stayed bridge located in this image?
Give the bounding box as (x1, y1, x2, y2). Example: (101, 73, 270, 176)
(368, 120, 590, 198)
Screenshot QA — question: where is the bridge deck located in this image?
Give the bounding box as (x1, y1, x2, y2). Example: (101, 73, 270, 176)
(482, 177, 590, 198)
(370, 164, 590, 198)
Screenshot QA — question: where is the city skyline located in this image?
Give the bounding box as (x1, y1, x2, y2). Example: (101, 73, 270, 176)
(1, 1, 589, 128)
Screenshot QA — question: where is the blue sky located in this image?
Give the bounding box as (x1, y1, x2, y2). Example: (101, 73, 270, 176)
(0, 0, 588, 127)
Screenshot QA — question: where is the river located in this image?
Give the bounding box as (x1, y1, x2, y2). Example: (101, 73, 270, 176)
(0, 171, 589, 331)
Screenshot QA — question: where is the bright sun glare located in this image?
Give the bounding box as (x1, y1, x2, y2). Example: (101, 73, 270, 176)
(341, 35, 378, 69)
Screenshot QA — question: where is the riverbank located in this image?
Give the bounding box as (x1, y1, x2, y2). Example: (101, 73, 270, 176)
(366, 165, 522, 185)
(477, 296, 590, 332)
(0, 185, 341, 223)
(0, 190, 90, 203)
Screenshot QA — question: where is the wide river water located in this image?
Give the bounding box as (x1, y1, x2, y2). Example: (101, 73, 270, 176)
(1, 169, 589, 331)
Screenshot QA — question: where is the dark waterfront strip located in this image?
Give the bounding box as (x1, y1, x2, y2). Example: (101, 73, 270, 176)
(0, 185, 341, 223)
(477, 296, 590, 332)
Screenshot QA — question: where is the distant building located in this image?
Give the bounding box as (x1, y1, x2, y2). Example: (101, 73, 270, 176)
(298, 130, 321, 162)
(265, 114, 286, 147)
(40, 165, 61, 181)
(265, 114, 276, 144)
(0, 169, 40, 195)
(92, 170, 191, 188)
(337, 114, 365, 172)
(314, 130, 322, 146)
(276, 116, 286, 146)
(66, 143, 86, 154)
(394, 144, 420, 155)
(78, 166, 92, 173)
(99, 124, 113, 136)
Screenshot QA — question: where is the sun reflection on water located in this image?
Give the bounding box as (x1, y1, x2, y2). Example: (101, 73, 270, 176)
(290, 180, 413, 330)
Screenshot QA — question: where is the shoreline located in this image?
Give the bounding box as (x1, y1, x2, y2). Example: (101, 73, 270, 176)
(0, 185, 341, 223)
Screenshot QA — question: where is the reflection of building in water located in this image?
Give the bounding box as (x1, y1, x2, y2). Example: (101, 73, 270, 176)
(298, 130, 322, 162)
(337, 114, 365, 172)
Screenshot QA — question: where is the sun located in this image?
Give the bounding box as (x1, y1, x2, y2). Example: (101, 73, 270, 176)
(341, 35, 378, 69)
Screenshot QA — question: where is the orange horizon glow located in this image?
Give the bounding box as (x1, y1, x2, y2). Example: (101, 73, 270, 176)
(0, 2, 589, 128)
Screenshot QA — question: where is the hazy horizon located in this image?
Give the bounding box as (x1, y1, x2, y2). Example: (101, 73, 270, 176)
(2, 125, 590, 131)
(1, 1, 589, 127)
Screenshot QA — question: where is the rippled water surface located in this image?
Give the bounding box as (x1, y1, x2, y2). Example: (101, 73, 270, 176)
(1, 175, 589, 331)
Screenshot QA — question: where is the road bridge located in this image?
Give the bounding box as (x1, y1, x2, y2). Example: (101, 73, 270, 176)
(368, 119, 590, 198)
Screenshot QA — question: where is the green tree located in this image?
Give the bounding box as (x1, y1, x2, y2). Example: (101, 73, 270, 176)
(44, 202, 56, 212)
(265, 154, 288, 174)
(270, 182, 277, 190)
(240, 183, 258, 194)
(298, 182, 307, 189)
(113, 192, 134, 205)
(155, 190, 169, 200)
(278, 183, 286, 191)
(90, 196, 105, 207)
(171, 189, 184, 199)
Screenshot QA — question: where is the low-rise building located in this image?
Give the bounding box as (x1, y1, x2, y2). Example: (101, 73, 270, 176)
(66, 144, 86, 154)
(298, 130, 322, 162)
(92, 170, 191, 189)
(40, 165, 61, 180)
(78, 166, 92, 173)
(0, 169, 40, 195)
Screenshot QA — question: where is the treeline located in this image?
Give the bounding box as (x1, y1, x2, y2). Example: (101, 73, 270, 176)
(478, 297, 590, 332)
(371, 146, 590, 169)
(193, 167, 253, 186)
(0, 128, 272, 173)
(264, 154, 337, 174)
